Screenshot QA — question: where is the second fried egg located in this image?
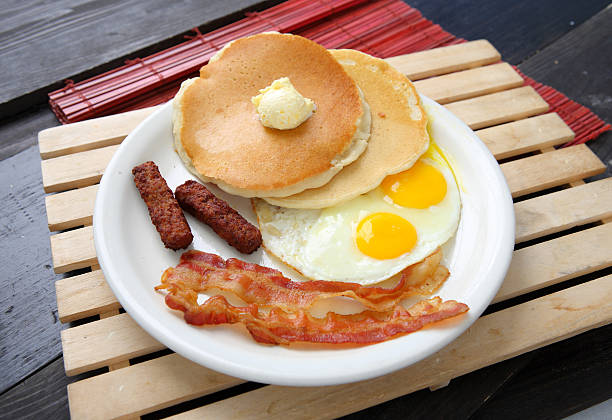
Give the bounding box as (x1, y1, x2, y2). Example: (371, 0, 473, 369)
(253, 143, 461, 285)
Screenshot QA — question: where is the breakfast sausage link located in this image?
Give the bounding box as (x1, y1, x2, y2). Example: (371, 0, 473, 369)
(175, 180, 262, 254)
(132, 161, 193, 250)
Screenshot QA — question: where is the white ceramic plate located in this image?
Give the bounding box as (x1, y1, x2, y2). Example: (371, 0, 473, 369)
(94, 95, 514, 386)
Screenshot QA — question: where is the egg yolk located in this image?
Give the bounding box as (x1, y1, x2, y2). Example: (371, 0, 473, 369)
(355, 213, 417, 259)
(381, 161, 447, 209)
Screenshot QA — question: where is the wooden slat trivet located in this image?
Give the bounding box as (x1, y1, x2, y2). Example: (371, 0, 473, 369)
(39, 40, 611, 419)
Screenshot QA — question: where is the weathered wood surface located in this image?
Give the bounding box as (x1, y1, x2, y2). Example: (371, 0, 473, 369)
(409, 0, 610, 65)
(0, 0, 279, 118)
(0, 1, 611, 419)
(518, 4, 612, 181)
(0, 146, 62, 394)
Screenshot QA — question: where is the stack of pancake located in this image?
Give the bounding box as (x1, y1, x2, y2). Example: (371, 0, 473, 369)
(172, 33, 460, 286)
(172, 32, 429, 207)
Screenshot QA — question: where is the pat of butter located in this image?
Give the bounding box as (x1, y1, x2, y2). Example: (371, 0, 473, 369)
(251, 77, 316, 130)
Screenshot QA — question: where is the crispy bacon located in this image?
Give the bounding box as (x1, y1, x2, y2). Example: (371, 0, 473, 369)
(156, 249, 449, 312)
(165, 293, 468, 344)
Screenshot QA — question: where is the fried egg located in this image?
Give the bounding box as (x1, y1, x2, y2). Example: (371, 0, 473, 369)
(253, 142, 461, 285)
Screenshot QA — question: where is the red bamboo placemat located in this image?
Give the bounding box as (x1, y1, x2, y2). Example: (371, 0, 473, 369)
(48, 0, 610, 145)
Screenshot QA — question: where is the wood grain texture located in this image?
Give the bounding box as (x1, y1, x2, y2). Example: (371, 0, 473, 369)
(0, 107, 59, 161)
(341, 352, 534, 420)
(469, 324, 612, 420)
(45, 184, 98, 231)
(496, 223, 612, 302)
(0, 357, 71, 419)
(49, 226, 96, 274)
(345, 324, 612, 420)
(476, 113, 574, 159)
(41, 145, 118, 193)
(414, 62, 524, 104)
(38, 107, 157, 159)
(518, 4, 612, 182)
(67, 353, 244, 419)
(407, 0, 610, 64)
(0, 146, 62, 394)
(55, 270, 119, 322)
(166, 275, 612, 420)
(500, 144, 605, 197)
(445, 86, 549, 130)
(515, 178, 612, 243)
(61, 313, 164, 376)
(0, 0, 276, 116)
(387, 39, 500, 80)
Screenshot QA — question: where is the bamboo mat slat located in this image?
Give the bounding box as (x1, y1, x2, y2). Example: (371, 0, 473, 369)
(40, 40, 611, 419)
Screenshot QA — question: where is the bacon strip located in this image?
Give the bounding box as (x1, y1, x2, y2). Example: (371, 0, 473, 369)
(165, 293, 468, 344)
(156, 249, 449, 312)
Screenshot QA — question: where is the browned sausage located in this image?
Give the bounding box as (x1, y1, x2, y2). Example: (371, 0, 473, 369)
(132, 161, 193, 250)
(175, 180, 262, 254)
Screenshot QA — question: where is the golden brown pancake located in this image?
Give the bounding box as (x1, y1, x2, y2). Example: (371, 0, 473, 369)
(263, 49, 429, 209)
(172, 33, 369, 198)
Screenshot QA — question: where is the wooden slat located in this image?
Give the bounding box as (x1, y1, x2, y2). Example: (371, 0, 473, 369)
(476, 113, 574, 159)
(515, 178, 612, 243)
(99, 309, 131, 371)
(414, 62, 524, 104)
(169, 275, 612, 419)
(41, 145, 118, 193)
(387, 39, 501, 80)
(38, 107, 158, 159)
(446, 86, 549, 130)
(55, 270, 119, 323)
(62, 313, 164, 376)
(500, 144, 606, 198)
(50, 226, 97, 274)
(57, 221, 612, 374)
(495, 223, 612, 302)
(45, 184, 98, 231)
(67, 353, 244, 420)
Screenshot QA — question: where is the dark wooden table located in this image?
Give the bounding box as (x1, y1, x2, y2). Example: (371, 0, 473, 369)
(1, 1, 610, 418)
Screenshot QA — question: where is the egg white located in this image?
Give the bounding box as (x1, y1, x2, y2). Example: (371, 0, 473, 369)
(253, 149, 461, 285)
